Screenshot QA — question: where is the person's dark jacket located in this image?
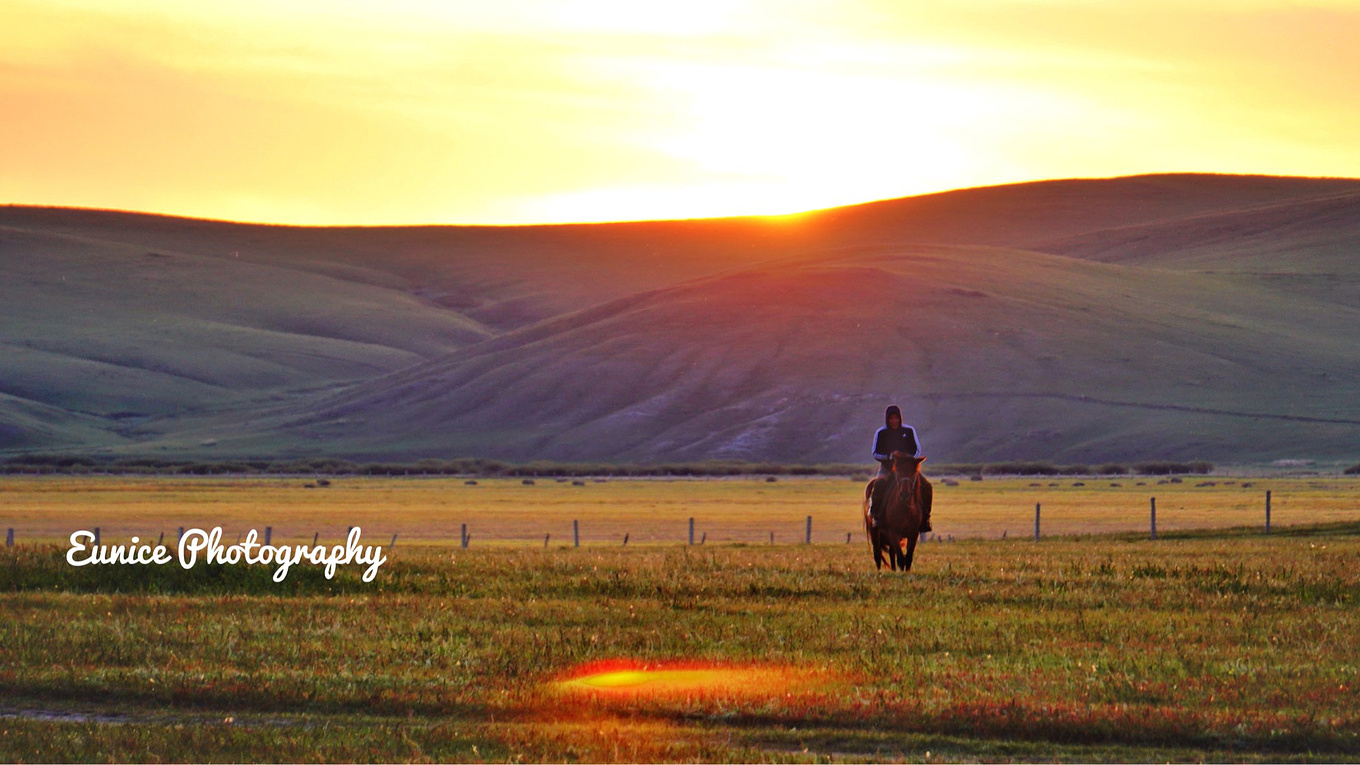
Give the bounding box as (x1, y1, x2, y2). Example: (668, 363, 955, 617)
(872, 426, 920, 467)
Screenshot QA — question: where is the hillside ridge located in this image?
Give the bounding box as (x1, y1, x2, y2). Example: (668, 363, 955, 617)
(3, 173, 1358, 463)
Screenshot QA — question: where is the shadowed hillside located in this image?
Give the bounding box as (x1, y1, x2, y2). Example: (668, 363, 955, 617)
(3, 173, 1359, 463)
(0, 224, 490, 450)
(184, 243, 1360, 463)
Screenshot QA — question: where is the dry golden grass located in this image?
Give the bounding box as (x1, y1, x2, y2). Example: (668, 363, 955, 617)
(1, 475, 1355, 547)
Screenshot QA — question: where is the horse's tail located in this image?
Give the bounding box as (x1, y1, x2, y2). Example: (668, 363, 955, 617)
(862, 485, 876, 554)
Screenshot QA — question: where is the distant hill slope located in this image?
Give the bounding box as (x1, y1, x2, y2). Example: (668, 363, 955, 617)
(3, 173, 1358, 462)
(0, 207, 810, 332)
(188, 243, 1360, 464)
(1037, 189, 1360, 267)
(795, 173, 1360, 249)
(0, 224, 490, 450)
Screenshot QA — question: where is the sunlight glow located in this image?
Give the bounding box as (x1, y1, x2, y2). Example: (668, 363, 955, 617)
(2, 0, 1358, 224)
(554, 660, 831, 699)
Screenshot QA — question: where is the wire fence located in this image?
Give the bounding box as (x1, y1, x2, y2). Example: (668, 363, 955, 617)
(3, 489, 1341, 552)
(5, 474, 1357, 550)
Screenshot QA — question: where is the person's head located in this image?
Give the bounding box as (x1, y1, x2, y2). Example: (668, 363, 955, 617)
(885, 405, 902, 429)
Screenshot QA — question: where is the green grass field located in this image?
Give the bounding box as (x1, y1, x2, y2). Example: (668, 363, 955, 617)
(1, 477, 1358, 762)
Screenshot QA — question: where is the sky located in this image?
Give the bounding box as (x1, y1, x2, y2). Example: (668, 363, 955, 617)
(2, 0, 1359, 225)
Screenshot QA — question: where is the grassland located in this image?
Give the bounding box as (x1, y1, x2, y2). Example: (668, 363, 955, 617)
(1, 476, 1358, 761)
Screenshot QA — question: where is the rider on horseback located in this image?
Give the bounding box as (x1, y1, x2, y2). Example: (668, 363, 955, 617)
(870, 405, 933, 532)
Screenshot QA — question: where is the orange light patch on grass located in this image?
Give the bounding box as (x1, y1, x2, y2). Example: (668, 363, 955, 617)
(553, 659, 837, 701)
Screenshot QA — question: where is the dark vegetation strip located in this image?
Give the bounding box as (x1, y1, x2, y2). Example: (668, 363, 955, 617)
(0, 716, 508, 764)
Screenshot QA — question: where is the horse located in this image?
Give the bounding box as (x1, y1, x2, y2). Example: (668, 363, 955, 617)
(862, 453, 928, 571)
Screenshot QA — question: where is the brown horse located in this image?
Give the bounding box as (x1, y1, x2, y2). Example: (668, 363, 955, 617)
(862, 453, 928, 571)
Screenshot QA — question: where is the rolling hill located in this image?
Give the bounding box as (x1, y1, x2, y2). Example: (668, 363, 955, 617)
(3, 173, 1358, 464)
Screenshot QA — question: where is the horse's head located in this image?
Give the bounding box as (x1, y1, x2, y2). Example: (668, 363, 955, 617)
(890, 452, 925, 478)
(883, 453, 927, 533)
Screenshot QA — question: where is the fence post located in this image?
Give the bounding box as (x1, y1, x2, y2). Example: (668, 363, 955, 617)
(265, 526, 272, 546)
(6, 528, 12, 547)
(312, 532, 319, 546)
(178, 527, 184, 543)
(544, 533, 550, 548)
(573, 519, 580, 548)
(156, 531, 164, 548)
(1150, 497, 1157, 540)
(846, 532, 852, 544)
(461, 523, 469, 549)
(805, 515, 812, 544)
(1265, 490, 1272, 534)
(94, 527, 100, 548)
(1034, 503, 1040, 541)
(623, 533, 629, 547)
(700, 532, 706, 545)
(390, 534, 398, 548)
(769, 531, 774, 544)
(689, 517, 694, 546)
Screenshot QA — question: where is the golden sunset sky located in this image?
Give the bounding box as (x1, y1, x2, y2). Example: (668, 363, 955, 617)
(3, 0, 1358, 224)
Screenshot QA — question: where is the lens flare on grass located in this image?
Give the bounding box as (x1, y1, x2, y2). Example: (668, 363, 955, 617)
(553, 659, 833, 701)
